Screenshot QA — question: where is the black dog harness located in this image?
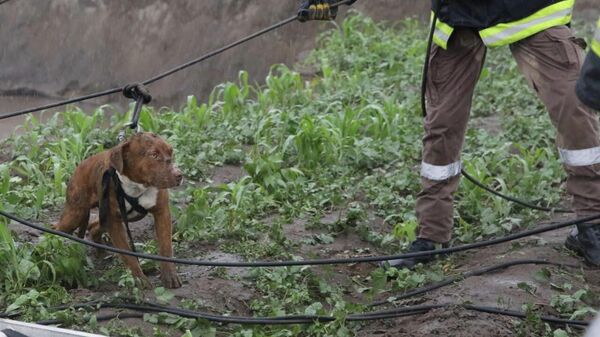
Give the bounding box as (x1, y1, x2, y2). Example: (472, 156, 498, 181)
(99, 167, 148, 253)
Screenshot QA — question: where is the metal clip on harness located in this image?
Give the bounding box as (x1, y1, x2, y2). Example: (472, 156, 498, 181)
(117, 83, 152, 142)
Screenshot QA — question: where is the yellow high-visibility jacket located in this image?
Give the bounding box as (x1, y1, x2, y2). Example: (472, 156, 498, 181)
(432, 0, 574, 49)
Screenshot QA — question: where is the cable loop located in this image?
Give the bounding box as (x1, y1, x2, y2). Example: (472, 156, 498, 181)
(122, 83, 152, 104)
(121, 83, 152, 132)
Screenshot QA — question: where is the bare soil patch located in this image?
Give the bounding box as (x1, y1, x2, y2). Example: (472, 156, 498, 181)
(359, 307, 515, 337)
(209, 164, 247, 185)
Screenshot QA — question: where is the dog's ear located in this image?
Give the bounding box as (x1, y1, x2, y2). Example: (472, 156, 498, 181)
(110, 142, 128, 172)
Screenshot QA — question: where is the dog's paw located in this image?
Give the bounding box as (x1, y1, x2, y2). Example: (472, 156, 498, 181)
(160, 270, 182, 289)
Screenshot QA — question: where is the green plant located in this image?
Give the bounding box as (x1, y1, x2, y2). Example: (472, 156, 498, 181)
(0, 11, 596, 337)
(551, 288, 597, 320)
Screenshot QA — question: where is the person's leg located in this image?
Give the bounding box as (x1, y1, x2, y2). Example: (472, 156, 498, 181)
(385, 28, 486, 268)
(416, 28, 487, 243)
(510, 25, 600, 266)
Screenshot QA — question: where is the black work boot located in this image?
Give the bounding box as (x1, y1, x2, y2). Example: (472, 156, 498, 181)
(565, 224, 600, 267)
(379, 238, 442, 269)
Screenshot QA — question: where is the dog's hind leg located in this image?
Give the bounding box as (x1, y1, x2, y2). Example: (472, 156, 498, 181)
(53, 204, 90, 238)
(87, 220, 108, 258)
(88, 220, 103, 243)
(54, 182, 91, 237)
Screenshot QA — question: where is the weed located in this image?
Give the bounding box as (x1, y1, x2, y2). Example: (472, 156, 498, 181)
(0, 11, 596, 337)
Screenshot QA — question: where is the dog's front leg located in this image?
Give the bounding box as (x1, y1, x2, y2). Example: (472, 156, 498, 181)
(107, 216, 151, 288)
(152, 190, 182, 289)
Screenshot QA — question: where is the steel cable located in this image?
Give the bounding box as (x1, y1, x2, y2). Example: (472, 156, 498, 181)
(1, 209, 597, 267)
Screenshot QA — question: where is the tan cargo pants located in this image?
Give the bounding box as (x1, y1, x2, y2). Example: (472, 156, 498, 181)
(417, 26, 600, 243)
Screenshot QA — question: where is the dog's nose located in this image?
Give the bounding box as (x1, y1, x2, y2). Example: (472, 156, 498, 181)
(173, 169, 183, 184)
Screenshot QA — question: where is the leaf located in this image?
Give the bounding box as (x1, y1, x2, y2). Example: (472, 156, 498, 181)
(163, 315, 180, 325)
(5, 301, 21, 313)
(553, 329, 568, 337)
(154, 287, 175, 304)
(6, 290, 39, 313)
(533, 267, 551, 284)
(315, 233, 335, 244)
(180, 330, 193, 337)
(17, 259, 37, 277)
(191, 325, 216, 337)
(572, 289, 588, 301)
(370, 268, 388, 295)
(517, 282, 537, 296)
(570, 306, 597, 320)
(304, 302, 323, 316)
(336, 325, 351, 337)
(144, 313, 159, 324)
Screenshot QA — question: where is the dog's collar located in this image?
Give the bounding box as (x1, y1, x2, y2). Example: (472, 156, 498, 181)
(99, 167, 148, 254)
(99, 167, 148, 229)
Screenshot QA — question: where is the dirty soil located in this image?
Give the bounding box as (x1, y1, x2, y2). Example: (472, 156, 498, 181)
(8, 164, 598, 336)
(2, 3, 600, 335)
(355, 219, 599, 336)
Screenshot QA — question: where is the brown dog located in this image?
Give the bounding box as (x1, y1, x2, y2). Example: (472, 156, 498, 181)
(54, 132, 183, 288)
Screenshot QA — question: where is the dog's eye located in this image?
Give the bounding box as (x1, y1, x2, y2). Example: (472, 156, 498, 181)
(149, 152, 160, 159)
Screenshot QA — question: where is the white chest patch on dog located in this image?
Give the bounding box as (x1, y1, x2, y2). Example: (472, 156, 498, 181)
(138, 187, 159, 209)
(116, 171, 159, 211)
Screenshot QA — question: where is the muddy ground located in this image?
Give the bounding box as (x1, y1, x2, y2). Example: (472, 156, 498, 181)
(6, 161, 599, 336)
(2, 2, 600, 336)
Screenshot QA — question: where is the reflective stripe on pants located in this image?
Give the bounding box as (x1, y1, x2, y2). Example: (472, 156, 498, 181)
(421, 161, 462, 181)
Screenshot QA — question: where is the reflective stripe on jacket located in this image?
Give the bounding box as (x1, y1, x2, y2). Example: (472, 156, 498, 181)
(592, 19, 600, 58)
(433, 0, 574, 49)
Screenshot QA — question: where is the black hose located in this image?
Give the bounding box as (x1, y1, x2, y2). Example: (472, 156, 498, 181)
(0, 261, 577, 321)
(461, 169, 573, 213)
(421, 0, 439, 117)
(36, 312, 144, 326)
(31, 300, 589, 327)
(40, 258, 580, 318)
(5, 260, 587, 328)
(0, 209, 597, 267)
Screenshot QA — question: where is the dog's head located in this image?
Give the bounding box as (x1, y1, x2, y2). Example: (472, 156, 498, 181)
(110, 132, 183, 189)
